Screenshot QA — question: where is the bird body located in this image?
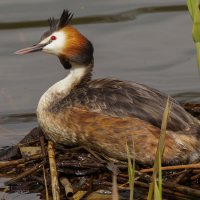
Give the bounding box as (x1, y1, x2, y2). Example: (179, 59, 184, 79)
(16, 10, 200, 165)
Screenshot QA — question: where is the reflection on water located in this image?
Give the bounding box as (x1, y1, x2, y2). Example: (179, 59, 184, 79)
(0, 5, 187, 29)
(173, 92, 200, 103)
(0, 113, 36, 125)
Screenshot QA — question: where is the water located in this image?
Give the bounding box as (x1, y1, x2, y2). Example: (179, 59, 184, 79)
(0, 0, 200, 199)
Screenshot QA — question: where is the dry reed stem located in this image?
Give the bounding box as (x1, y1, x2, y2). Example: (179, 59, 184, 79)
(48, 140, 60, 200)
(140, 163, 200, 173)
(174, 170, 190, 183)
(162, 182, 200, 197)
(0, 154, 43, 168)
(119, 181, 193, 200)
(73, 191, 87, 200)
(40, 136, 49, 200)
(112, 173, 119, 200)
(60, 177, 73, 198)
(193, 169, 200, 173)
(190, 173, 200, 181)
(5, 161, 44, 185)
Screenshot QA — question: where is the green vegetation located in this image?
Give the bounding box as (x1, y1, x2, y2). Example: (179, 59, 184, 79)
(124, 99, 171, 200)
(147, 98, 171, 200)
(187, 0, 200, 74)
(126, 138, 135, 200)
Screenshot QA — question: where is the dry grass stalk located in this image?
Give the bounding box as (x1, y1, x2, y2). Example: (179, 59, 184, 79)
(48, 140, 60, 200)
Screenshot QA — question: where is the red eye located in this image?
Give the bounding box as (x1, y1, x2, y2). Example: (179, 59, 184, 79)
(51, 35, 57, 40)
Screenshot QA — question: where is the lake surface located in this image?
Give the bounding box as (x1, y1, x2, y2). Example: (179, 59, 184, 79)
(0, 0, 200, 199)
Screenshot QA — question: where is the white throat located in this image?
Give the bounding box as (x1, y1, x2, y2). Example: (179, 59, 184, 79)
(37, 64, 87, 113)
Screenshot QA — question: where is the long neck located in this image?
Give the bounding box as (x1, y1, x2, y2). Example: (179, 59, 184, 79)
(37, 61, 93, 112)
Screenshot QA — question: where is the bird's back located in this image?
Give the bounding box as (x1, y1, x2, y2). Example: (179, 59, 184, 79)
(46, 78, 200, 164)
(51, 78, 199, 132)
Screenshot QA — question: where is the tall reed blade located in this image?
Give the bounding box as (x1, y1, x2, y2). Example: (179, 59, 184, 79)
(126, 137, 135, 200)
(187, 0, 200, 75)
(147, 97, 172, 200)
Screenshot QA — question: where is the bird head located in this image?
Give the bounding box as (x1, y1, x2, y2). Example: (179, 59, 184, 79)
(15, 10, 93, 69)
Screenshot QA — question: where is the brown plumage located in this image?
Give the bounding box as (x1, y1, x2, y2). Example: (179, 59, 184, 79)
(15, 10, 200, 165)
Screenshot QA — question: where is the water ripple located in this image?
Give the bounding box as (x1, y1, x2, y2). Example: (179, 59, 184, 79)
(0, 4, 187, 29)
(0, 113, 36, 124)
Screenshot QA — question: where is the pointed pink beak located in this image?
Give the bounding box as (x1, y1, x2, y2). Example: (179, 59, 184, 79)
(15, 43, 46, 55)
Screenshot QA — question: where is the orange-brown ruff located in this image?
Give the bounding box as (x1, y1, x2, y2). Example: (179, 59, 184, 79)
(15, 10, 200, 165)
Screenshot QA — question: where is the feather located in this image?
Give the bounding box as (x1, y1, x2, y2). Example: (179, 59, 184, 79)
(57, 10, 73, 30)
(50, 78, 198, 132)
(39, 10, 73, 42)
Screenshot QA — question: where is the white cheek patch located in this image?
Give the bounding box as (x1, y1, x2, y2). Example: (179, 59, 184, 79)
(39, 36, 50, 45)
(41, 32, 66, 55)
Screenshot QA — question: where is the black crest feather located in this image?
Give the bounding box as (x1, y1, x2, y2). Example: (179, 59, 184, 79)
(57, 10, 73, 29)
(39, 10, 73, 44)
(48, 17, 56, 33)
(48, 9, 73, 33)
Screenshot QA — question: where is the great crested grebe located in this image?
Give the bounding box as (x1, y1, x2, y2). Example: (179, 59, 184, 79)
(15, 10, 200, 165)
